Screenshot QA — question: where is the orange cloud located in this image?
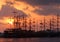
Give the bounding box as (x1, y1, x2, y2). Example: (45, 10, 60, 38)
(0, 0, 60, 32)
(0, 17, 14, 24)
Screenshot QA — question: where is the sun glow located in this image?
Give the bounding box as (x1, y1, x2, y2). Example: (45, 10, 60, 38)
(3, 17, 14, 25)
(7, 19, 14, 25)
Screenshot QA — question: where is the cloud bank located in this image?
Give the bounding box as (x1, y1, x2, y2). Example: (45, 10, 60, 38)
(16, 0, 60, 6)
(16, 0, 60, 15)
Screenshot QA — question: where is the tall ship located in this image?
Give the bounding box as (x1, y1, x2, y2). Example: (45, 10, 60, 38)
(3, 0, 60, 37)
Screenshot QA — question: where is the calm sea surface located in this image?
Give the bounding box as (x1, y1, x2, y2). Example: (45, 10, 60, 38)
(0, 38, 60, 42)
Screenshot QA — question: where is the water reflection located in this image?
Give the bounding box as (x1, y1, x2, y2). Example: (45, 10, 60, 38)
(0, 38, 60, 42)
(2, 38, 33, 42)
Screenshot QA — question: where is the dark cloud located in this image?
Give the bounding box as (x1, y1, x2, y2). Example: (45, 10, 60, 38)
(0, 4, 28, 18)
(33, 6, 60, 15)
(15, 0, 60, 16)
(16, 0, 60, 6)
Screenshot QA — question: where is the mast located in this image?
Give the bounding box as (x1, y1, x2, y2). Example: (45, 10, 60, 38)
(24, 17, 27, 30)
(16, 15, 21, 28)
(37, 19, 38, 31)
(13, 11, 16, 28)
(22, 14, 27, 30)
(29, 18, 32, 31)
(44, 16, 45, 31)
(18, 14, 21, 29)
(57, 13, 59, 32)
(51, 16, 55, 30)
(22, 14, 25, 30)
(32, 18, 36, 31)
(50, 18, 52, 31)
(9, 16, 12, 28)
(40, 20, 43, 31)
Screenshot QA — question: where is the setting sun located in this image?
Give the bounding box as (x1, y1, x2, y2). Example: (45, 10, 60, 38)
(3, 17, 14, 25)
(7, 19, 14, 25)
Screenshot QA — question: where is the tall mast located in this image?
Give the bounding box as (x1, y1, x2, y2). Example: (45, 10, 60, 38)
(9, 16, 12, 28)
(51, 16, 55, 30)
(22, 14, 27, 30)
(57, 13, 59, 32)
(22, 14, 25, 30)
(13, 11, 16, 28)
(18, 14, 21, 29)
(16, 15, 21, 28)
(50, 18, 52, 31)
(29, 18, 32, 31)
(32, 18, 36, 31)
(24, 17, 27, 30)
(44, 16, 45, 31)
(40, 20, 43, 31)
(37, 19, 38, 31)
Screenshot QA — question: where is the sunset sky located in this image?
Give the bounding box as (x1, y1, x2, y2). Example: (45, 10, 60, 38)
(0, 0, 60, 32)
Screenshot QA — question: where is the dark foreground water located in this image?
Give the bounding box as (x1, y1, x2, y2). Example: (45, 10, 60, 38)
(0, 38, 60, 42)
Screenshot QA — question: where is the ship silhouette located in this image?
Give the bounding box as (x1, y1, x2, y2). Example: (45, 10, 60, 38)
(3, 14, 60, 38)
(1, 1, 60, 38)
